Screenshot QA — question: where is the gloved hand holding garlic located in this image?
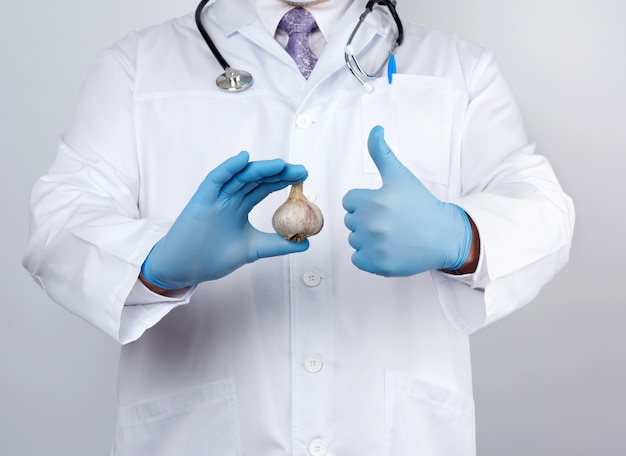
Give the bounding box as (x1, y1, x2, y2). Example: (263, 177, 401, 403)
(140, 152, 311, 290)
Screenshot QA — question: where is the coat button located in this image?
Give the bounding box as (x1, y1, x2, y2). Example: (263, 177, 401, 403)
(308, 439, 327, 456)
(296, 114, 313, 129)
(302, 270, 321, 287)
(304, 354, 323, 373)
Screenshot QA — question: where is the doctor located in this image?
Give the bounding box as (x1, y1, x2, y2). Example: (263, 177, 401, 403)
(23, 0, 574, 455)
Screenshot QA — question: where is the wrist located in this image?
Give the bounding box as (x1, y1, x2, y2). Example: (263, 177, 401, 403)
(139, 272, 172, 295)
(443, 215, 480, 275)
(140, 257, 187, 292)
(139, 272, 191, 297)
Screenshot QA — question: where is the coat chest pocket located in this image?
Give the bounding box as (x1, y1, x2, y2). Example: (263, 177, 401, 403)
(385, 370, 476, 456)
(362, 75, 453, 185)
(113, 378, 242, 456)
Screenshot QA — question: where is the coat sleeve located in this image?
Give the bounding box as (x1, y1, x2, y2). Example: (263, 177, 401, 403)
(434, 49, 575, 334)
(22, 35, 192, 344)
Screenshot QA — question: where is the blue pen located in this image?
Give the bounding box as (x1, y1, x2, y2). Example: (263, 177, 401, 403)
(387, 54, 397, 84)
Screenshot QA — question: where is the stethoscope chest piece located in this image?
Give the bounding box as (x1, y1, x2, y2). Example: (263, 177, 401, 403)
(217, 68, 253, 92)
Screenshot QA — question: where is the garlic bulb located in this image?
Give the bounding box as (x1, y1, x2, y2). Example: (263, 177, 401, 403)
(272, 183, 324, 242)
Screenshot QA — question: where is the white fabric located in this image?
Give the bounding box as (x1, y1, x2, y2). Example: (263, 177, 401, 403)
(22, 0, 574, 454)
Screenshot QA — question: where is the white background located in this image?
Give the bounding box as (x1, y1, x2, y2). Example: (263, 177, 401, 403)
(1, 0, 624, 454)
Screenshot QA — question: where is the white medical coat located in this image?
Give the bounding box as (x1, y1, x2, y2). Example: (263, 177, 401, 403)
(23, 0, 575, 454)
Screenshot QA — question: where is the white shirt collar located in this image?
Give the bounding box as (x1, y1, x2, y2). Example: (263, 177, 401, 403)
(256, 0, 353, 41)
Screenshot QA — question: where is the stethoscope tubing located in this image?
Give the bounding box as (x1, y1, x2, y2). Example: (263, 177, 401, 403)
(195, 0, 230, 71)
(195, 0, 403, 92)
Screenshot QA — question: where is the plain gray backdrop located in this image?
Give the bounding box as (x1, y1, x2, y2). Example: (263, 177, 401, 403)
(2, 0, 624, 454)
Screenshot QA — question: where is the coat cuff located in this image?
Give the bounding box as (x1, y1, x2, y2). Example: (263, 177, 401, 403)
(118, 279, 196, 344)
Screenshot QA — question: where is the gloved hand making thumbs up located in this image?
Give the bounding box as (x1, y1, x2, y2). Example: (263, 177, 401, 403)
(342, 126, 475, 277)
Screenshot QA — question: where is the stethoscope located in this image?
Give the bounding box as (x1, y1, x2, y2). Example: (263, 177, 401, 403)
(195, 0, 404, 93)
(344, 0, 403, 92)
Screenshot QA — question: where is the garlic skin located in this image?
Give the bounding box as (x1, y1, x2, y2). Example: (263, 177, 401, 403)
(272, 183, 324, 242)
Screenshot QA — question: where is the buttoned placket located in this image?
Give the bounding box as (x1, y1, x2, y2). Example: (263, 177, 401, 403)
(288, 98, 335, 455)
(234, 4, 382, 451)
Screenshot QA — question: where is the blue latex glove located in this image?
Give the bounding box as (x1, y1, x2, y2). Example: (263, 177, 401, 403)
(342, 126, 472, 276)
(141, 151, 309, 289)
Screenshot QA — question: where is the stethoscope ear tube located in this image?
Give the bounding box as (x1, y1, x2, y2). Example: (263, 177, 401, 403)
(345, 0, 404, 92)
(382, 0, 403, 47)
(363, 0, 404, 48)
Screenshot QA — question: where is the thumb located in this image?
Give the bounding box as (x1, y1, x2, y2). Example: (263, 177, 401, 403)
(367, 126, 408, 183)
(254, 232, 310, 260)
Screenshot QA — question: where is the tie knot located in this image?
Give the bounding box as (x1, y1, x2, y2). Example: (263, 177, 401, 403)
(278, 7, 318, 36)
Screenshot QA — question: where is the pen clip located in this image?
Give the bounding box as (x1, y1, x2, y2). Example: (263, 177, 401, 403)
(387, 54, 396, 84)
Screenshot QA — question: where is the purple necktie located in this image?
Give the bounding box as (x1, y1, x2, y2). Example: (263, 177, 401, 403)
(278, 8, 318, 79)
